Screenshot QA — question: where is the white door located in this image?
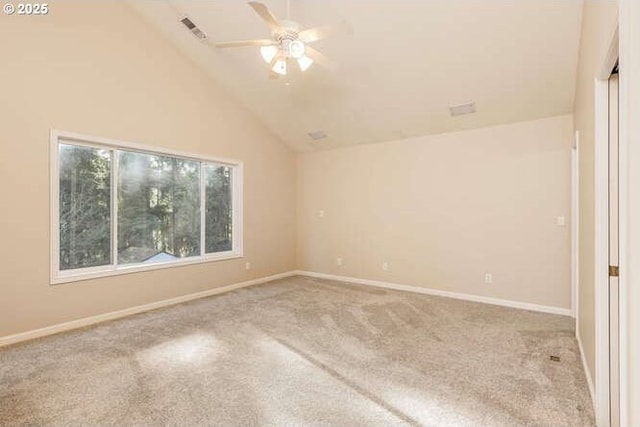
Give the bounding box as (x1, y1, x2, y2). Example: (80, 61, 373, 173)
(608, 71, 620, 427)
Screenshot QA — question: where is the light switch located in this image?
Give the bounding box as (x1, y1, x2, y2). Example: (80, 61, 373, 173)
(557, 216, 566, 227)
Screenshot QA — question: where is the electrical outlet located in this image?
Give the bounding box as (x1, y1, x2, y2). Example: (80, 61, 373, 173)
(337, 257, 343, 266)
(318, 210, 325, 218)
(485, 273, 493, 284)
(245, 262, 251, 270)
(382, 262, 390, 272)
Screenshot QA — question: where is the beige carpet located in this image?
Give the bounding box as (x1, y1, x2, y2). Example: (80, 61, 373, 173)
(0, 276, 594, 426)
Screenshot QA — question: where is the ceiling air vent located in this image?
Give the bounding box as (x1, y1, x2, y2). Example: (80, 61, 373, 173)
(180, 16, 207, 41)
(308, 130, 327, 141)
(449, 102, 476, 117)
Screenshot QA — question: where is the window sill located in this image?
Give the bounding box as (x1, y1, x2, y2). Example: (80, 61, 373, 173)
(51, 252, 243, 285)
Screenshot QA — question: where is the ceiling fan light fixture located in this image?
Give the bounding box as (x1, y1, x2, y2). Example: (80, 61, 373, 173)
(272, 58, 287, 75)
(297, 55, 313, 72)
(217, 2, 338, 78)
(289, 40, 306, 59)
(260, 45, 279, 63)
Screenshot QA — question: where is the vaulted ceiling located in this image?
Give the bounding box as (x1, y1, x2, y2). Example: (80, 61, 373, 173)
(128, 0, 583, 152)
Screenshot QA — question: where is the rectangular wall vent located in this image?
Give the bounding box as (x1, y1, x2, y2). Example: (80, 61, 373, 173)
(308, 130, 327, 141)
(180, 16, 207, 41)
(449, 102, 476, 117)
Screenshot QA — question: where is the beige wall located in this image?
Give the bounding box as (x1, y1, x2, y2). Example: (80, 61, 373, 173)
(572, 0, 618, 385)
(297, 115, 573, 309)
(0, 1, 296, 337)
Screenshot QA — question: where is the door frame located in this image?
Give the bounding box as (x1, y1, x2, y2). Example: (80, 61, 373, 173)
(572, 131, 579, 321)
(594, 25, 627, 427)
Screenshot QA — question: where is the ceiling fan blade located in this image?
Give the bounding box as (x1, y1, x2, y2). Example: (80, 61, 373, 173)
(216, 39, 275, 48)
(305, 46, 336, 71)
(248, 2, 281, 32)
(270, 52, 282, 68)
(298, 20, 351, 43)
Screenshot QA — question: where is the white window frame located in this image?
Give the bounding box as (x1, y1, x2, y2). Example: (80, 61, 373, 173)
(50, 129, 243, 285)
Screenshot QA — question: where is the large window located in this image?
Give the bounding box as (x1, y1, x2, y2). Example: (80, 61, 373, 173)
(51, 130, 242, 284)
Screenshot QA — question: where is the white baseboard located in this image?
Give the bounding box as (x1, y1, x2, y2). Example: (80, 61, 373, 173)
(295, 270, 573, 317)
(577, 330, 596, 408)
(0, 270, 573, 347)
(0, 271, 295, 347)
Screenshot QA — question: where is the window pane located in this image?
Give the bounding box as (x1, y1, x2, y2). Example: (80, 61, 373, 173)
(117, 151, 200, 265)
(59, 144, 111, 270)
(205, 164, 232, 253)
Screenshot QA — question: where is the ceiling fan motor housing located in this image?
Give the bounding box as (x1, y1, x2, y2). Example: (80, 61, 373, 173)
(275, 20, 304, 58)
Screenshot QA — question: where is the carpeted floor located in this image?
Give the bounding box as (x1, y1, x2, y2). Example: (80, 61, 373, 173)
(0, 276, 594, 426)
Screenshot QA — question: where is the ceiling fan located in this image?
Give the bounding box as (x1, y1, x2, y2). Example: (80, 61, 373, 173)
(215, 1, 347, 77)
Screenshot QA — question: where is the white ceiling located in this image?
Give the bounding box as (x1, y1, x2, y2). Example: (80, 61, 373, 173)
(128, 0, 583, 152)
